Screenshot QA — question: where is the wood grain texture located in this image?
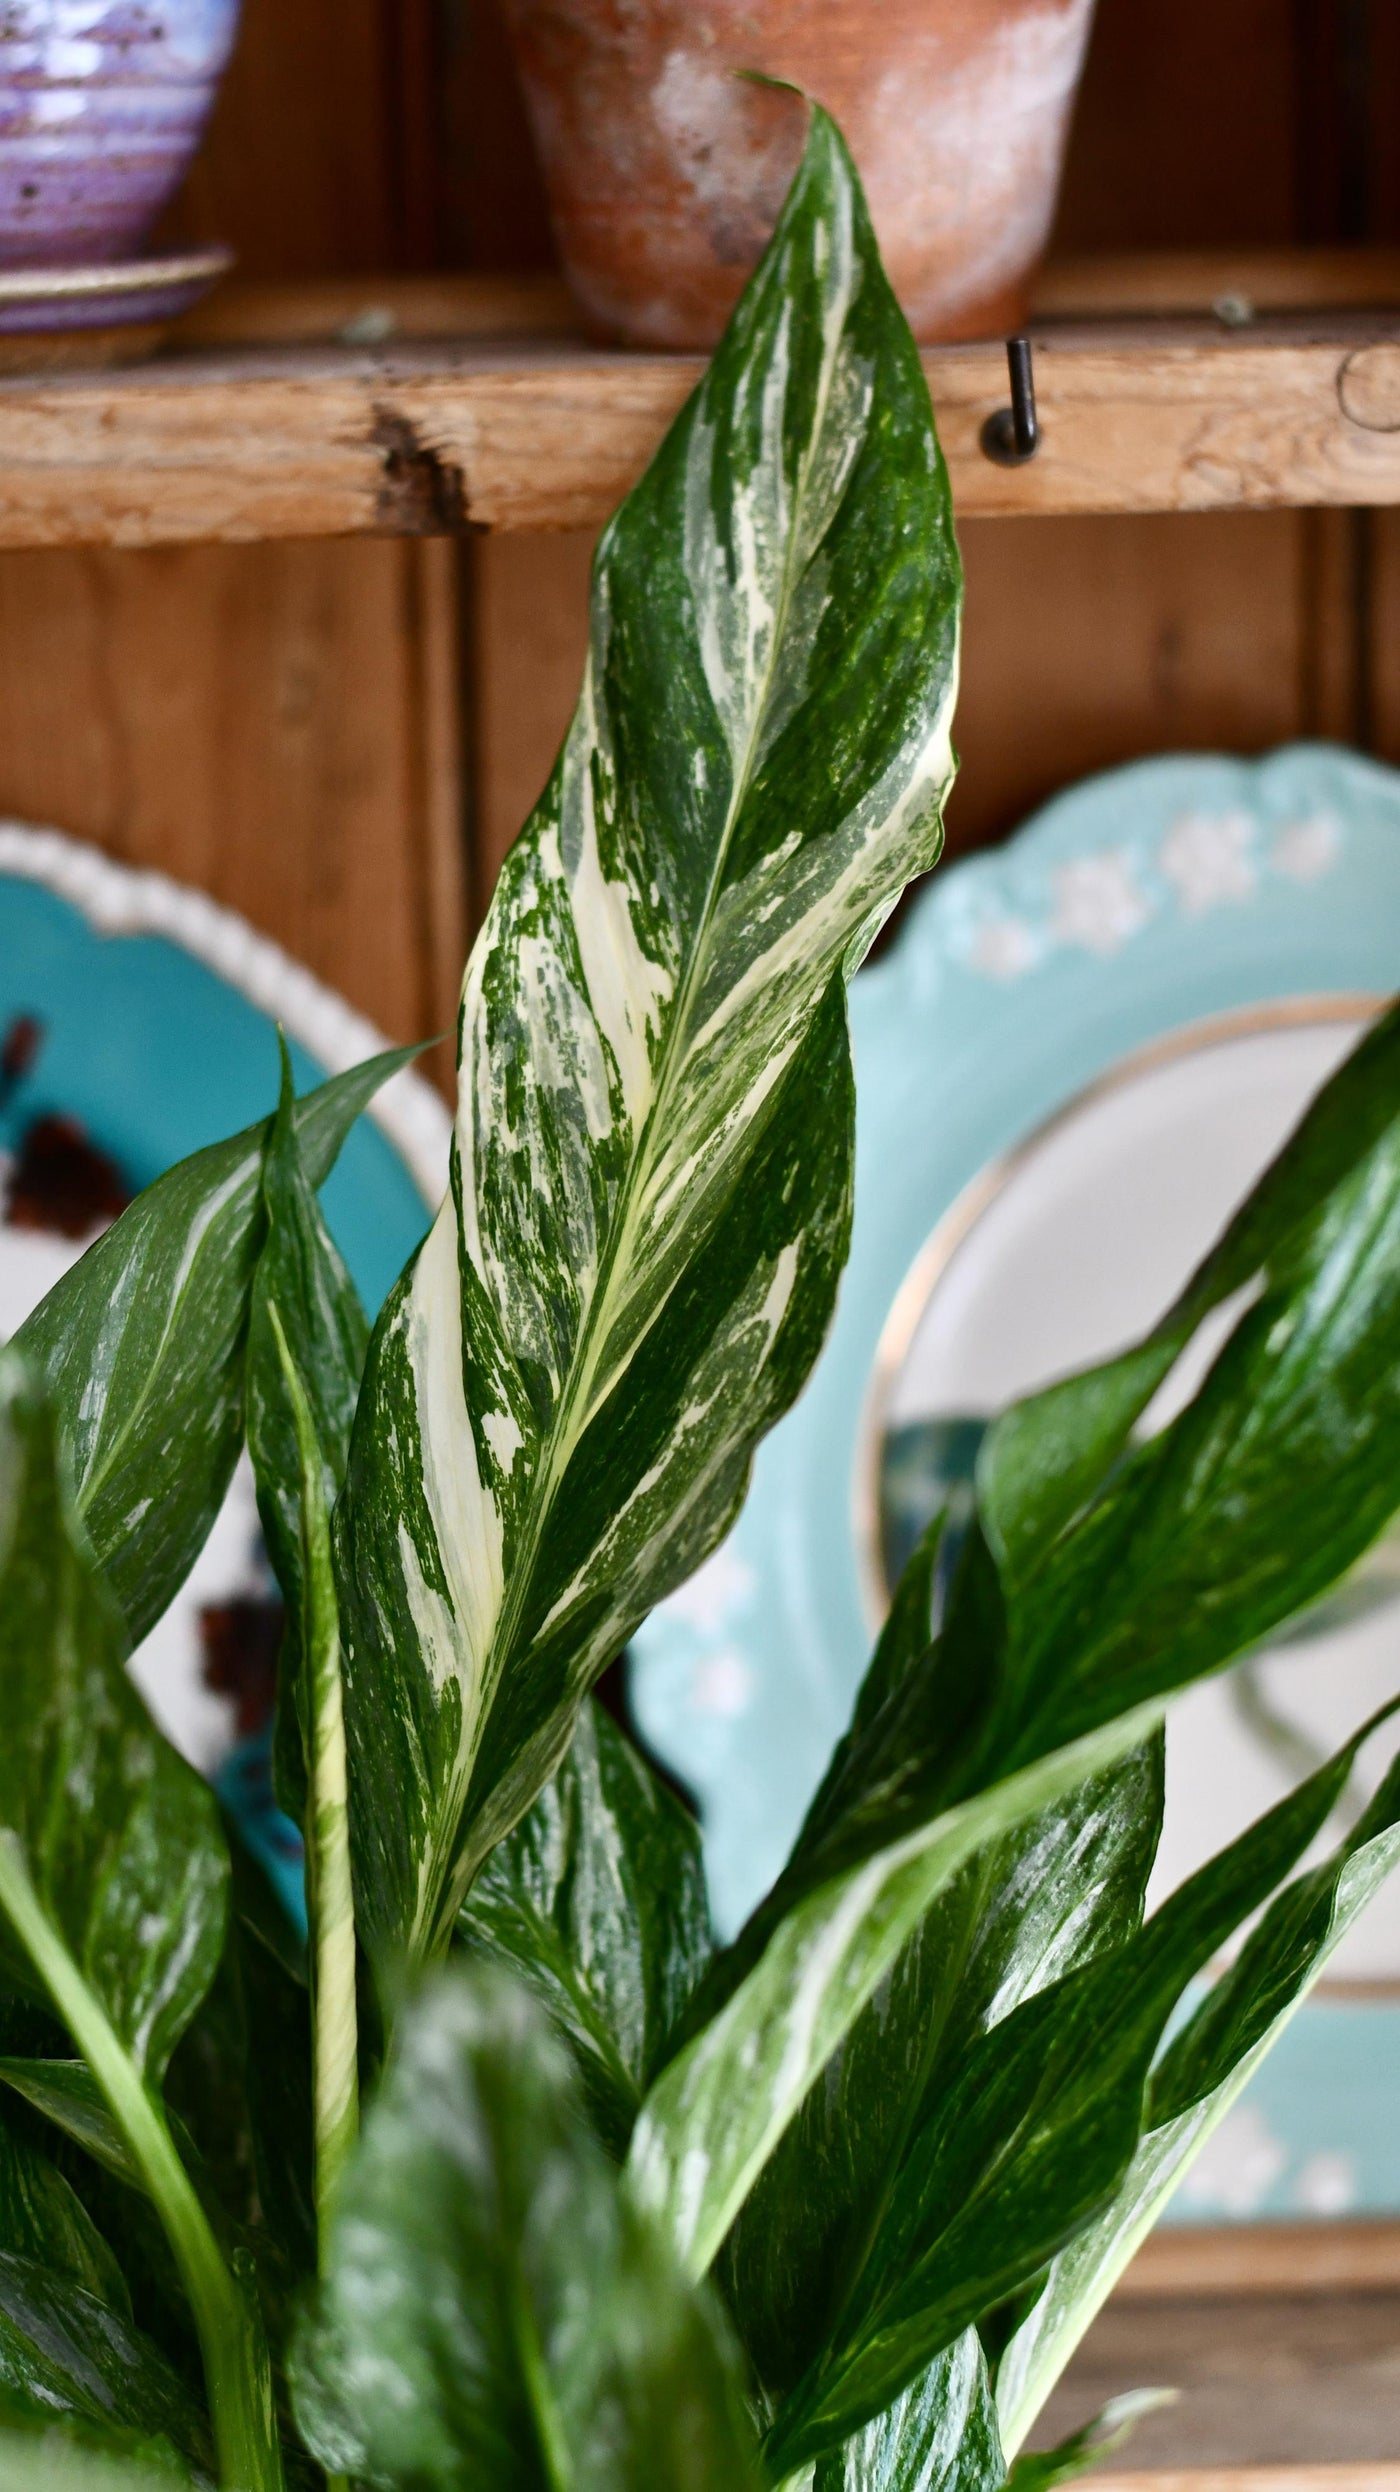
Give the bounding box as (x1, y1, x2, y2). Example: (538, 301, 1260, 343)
(948, 507, 1356, 854)
(1121, 2222, 1400, 2300)
(0, 536, 465, 1076)
(464, 527, 594, 922)
(0, 0, 471, 1099)
(1, 311, 1400, 549)
(1050, 2298, 1400, 2471)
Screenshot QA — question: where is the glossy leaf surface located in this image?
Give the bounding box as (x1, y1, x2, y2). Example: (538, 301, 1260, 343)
(626, 1698, 1163, 2283)
(334, 106, 962, 1988)
(723, 1739, 1162, 2398)
(0, 1359, 226, 2082)
(811, 2331, 1004, 2492)
(246, 1042, 369, 1827)
(0, 2112, 129, 2316)
(292, 1965, 759, 2492)
(0, 2066, 144, 2198)
(457, 1703, 711, 2157)
(995, 1746, 1400, 2455)
(15, 1047, 415, 1644)
(0, 2257, 206, 2469)
(766, 1713, 1384, 2472)
(979, 996, 1400, 1587)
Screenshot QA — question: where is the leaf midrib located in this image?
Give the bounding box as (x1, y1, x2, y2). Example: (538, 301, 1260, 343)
(440, 245, 853, 1938)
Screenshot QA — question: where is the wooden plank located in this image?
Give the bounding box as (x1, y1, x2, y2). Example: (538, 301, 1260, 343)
(1120, 2221, 1400, 2300)
(1036, 250, 1400, 316)
(1050, 2289, 1400, 2471)
(0, 312, 1399, 548)
(1095, 2473, 1400, 2492)
(0, 535, 465, 1086)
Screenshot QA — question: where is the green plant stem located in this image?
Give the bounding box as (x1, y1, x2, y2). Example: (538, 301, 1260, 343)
(268, 1303, 359, 2265)
(0, 1829, 284, 2492)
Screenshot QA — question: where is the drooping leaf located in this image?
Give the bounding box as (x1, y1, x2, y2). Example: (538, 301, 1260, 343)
(291, 1965, 760, 2492)
(457, 1702, 711, 2157)
(1006, 2389, 1175, 2492)
(0, 2111, 129, 2318)
(15, 1045, 417, 1644)
(0, 2259, 207, 2474)
(811, 2330, 1004, 2492)
(0, 1356, 227, 2082)
(764, 1707, 1390, 2474)
(722, 1739, 1162, 2399)
(993, 1748, 1400, 2458)
(246, 1039, 370, 1829)
(334, 105, 962, 1993)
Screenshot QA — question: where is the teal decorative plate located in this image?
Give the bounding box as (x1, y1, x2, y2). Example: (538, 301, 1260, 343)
(0, 821, 448, 1921)
(632, 742, 1400, 2224)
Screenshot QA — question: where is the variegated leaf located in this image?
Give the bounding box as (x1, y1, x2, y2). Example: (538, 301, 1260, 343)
(291, 1965, 760, 2492)
(625, 1701, 1164, 2283)
(335, 107, 961, 1986)
(0, 1354, 227, 2082)
(809, 2330, 1004, 2492)
(457, 1701, 711, 2159)
(994, 1749, 1400, 2459)
(721, 1739, 1162, 2401)
(15, 1045, 418, 1646)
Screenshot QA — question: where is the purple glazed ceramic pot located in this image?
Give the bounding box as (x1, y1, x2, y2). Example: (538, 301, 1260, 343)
(0, 2, 241, 268)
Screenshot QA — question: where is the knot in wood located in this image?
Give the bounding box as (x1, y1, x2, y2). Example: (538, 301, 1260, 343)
(1337, 342, 1400, 433)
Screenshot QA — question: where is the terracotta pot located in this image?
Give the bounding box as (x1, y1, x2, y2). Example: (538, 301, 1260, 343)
(0, 1, 242, 269)
(501, 0, 1097, 348)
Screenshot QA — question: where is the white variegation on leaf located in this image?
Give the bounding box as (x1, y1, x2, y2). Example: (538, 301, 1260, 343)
(335, 107, 962, 1988)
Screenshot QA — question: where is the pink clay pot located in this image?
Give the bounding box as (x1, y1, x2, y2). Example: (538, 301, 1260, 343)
(499, 0, 1098, 348)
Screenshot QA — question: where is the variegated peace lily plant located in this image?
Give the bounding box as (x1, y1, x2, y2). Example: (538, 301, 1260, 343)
(2, 105, 1400, 2492)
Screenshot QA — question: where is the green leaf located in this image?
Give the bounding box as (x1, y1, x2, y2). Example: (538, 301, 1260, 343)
(721, 1739, 1162, 2400)
(626, 1698, 1164, 2285)
(1007, 2389, 1175, 2492)
(291, 1964, 760, 2492)
(765, 1707, 1387, 2474)
(0, 1355, 227, 2082)
(0, 2259, 207, 2472)
(457, 1702, 712, 2158)
(15, 1045, 417, 1645)
(246, 1039, 370, 1829)
(0, 2110, 130, 2318)
(334, 103, 962, 1990)
(978, 995, 1400, 1587)
(0, 2433, 192, 2492)
(966, 1002, 1400, 1788)
(0, 2068, 143, 2197)
(219, 1879, 314, 2293)
(261, 1301, 359, 2264)
(811, 2331, 1004, 2492)
(992, 1746, 1400, 2460)
(0, 1845, 283, 2492)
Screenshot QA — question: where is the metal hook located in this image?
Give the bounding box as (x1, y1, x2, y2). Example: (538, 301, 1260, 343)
(980, 336, 1039, 465)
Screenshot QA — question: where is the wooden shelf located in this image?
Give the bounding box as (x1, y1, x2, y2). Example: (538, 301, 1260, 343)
(0, 253, 1396, 550)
